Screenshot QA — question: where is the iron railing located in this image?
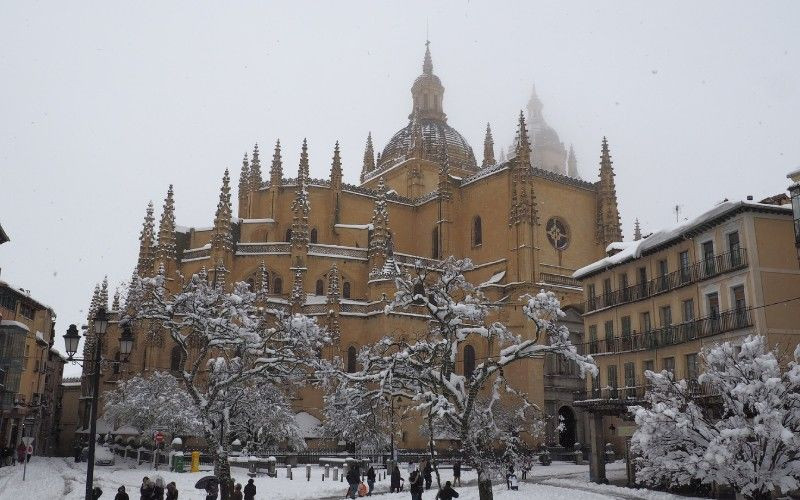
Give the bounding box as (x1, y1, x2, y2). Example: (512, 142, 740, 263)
(579, 380, 717, 402)
(585, 249, 748, 312)
(584, 308, 752, 355)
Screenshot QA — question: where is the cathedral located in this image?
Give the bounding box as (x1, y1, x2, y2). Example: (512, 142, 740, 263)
(79, 42, 623, 450)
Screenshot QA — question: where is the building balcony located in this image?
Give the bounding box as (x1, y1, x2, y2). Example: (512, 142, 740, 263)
(581, 308, 752, 356)
(576, 380, 716, 404)
(585, 248, 748, 313)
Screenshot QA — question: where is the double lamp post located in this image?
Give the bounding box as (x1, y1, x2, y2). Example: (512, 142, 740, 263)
(63, 308, 134, 500)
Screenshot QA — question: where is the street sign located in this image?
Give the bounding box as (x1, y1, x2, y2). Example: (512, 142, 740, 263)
(21, 437, 34, 447)
(154, 432, 164, 444)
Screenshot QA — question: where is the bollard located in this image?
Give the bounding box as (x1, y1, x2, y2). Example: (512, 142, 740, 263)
(287, 465, 293, 479)
(322, 473, 325, 481)
(333, 467, 339, 482)
(325, 464, 330, 478)
(306, 464, 311, 481)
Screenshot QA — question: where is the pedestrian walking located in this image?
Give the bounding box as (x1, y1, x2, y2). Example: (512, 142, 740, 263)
(452, 460, 461, 486)
(423, 460, 433, 490)
(390, 464, 403, 493)
(204, 481, 219, 500)
(140, 477, 153, 500)
(409, 469, 424, 500)
(232, 483, 243, 500)
(435, 481, 459, 500)
(366, 465, 376, 495)
(152, 477, 165, 500)
(243, 478, 256, 500)
(114, 485, 129, 500)
(345, 464, 360, 499)
(165, 482, 178, 500)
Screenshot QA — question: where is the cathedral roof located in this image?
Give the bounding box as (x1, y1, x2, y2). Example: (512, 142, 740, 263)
(377, 117, 477, 173)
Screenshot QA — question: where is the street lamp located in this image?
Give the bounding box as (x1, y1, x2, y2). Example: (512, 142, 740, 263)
(63, 308, 133, 500)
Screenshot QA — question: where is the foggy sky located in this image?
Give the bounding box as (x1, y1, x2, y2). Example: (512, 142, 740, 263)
(1, 1, 798, 376)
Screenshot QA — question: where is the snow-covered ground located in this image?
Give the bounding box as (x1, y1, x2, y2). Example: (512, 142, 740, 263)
(0, 456, 690, 500)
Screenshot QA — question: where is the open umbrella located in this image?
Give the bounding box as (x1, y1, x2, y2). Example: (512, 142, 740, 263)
(195, 475, 219, 490)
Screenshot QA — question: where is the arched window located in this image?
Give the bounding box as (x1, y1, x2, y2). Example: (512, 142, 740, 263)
(310, 228, 318, 244)
(273, 277, 283, 294)
(464, 345, 476, 380)
(113, 352, 121, 375)
(285, 228, 292, 242)
(473, 216, 482, 247)
(347, 346, 357, 373)
(432, 227, 440, 259)
(343, 282, 351, 299)
(315, 279, 324, 295)
(170, 345, 185, 372)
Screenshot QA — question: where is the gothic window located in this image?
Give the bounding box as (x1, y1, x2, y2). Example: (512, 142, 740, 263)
(112, 352, 121, 375)
(343, 282, 351, 299)
(315, 279, 324, 295)
(472, 216, 482, 247)
(170, 345, 184, 372)
(432, 227, 440, 259)
(347, 345, 357, 373)
(545, 217, 570, 251)
(310, 228, 318, 244)
(412, 283, 425, 305)
(464, 345, 476, 380)
(285, 228, 292, 242)
(273, 277, 283, 294)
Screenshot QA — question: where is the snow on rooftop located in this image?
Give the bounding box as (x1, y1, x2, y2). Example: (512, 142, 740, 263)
(479, 271, 506, 288)
(241, 218, 275, 224)
(334, 223, 371, 230)
(0, 319, 30, 332)
(574, 199, 791, 279)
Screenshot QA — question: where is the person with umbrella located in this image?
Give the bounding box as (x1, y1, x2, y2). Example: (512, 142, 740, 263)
(195, 475, 219, 500)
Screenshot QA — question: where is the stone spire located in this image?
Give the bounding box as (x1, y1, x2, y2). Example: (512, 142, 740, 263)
(112, 288, 120, 311)
(360, 132, 375, 182)
(329, 141, 342, 190)
(290, 268, 305, 309)
(156, 185, 177, 270)
(270, 139, 283, 187)
(368, 178, 391, 270)
(408, 108, 424, 159)
(137, 202, 156, 276)
(596, 137, 623, 244)
(99, 276, 109, 311)
(567, 144, 579, 178)
(482, 123, 496, 168)
(211, 169, 233, 254)
(249, 144, 263, 192)
(423, 39, 433, 75)
(633, 218, 642, 241)
(327, 263, 341, 304)
(291, 140, 311, 249)
(509, 112, 538, 226)
(257, 260, 269, 300)
(238, 152, 250, 198)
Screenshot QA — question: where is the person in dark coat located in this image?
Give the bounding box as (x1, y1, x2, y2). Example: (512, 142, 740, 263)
(435, 481, 459, 500)
(152, 477, 165, 500)
(165, 482, 178, 500)
(345, 465, 360, 499)
(423, 461, 433, 490)
(390, 464, 403, 493)
(114, 486, 129, 500)
(452, 460, 461, 486)
(366, 466, 376, 495)
(205, 482, 219, 500)
(409, 470, 424, 500)
(231, 483, 243, 500)
(243, 478, 256, 500)
(140, 477, 153, 500)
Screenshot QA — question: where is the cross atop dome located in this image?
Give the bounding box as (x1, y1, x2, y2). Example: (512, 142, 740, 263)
(411, 40, 446, 122)
(423, 39, 433, 75)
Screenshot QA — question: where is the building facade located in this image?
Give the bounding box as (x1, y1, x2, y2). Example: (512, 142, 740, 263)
(79, 43, 624, 450)
(0, 275, 65, 455)
(572, 198, 800, 454)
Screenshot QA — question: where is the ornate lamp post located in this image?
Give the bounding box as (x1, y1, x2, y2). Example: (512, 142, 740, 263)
(63, 308, 133, 500)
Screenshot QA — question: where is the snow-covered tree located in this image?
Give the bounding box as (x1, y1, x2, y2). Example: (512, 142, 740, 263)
(322, 379, 392, 451)
(129, 269, 330, 499)
(223, 382, 305, 452)
(631, 335, 800, 499)
(339, 257, 596, 500)
(102, 371, 202, 436)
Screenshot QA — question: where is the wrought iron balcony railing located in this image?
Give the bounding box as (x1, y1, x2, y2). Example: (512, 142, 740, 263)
(585, 248, 748, 312)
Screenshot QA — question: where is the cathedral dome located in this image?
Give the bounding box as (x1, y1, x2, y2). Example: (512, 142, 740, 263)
(378, 117, 477, 171)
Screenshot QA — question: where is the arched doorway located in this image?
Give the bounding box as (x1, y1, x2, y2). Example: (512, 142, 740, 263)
(558, 406, 577, 448)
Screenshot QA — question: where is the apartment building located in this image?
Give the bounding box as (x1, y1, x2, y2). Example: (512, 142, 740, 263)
(572, 198, 800, 453)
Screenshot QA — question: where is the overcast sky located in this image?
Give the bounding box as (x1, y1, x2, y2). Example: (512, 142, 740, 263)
(1, 1, 798, 376)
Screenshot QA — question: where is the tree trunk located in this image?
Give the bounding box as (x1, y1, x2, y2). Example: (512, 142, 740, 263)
(426, 410, 442, 489)
(477, 469, 493, 500)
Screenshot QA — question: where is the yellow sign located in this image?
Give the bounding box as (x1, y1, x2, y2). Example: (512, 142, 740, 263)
(191, 451, 200, 472)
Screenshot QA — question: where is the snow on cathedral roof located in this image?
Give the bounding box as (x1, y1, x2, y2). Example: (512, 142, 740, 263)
(573, 199, 792, 280)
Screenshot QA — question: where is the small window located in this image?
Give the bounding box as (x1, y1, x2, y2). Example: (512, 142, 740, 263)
(472, 216, 482, 247)
(343, 282, 351, 299)
(310, 228, 318, 244)
(347, 346, 357, 373)
(315, 279, 324, 295)
(682, 299, 694, 322)
(285, 228, 292, 242)
(604, 320, 614, 351)
(588, 325, 598, 354)
(113, 352, 121, 375)
(273, 277, 283, 294)
(432, 227, 440, 259)
(662, 357, 675, 376)
(686, 353, 698, 382)
(463, 345, 476, 380)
